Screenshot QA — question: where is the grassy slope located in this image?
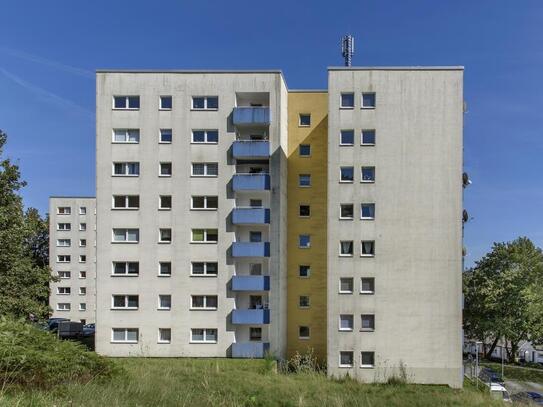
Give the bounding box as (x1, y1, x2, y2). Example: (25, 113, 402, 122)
(482, 361, 543, 384)
(2, 358, 502, 407)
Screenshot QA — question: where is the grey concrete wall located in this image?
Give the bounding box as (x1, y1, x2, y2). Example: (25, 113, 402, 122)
(49, 197, 96, 323)
(326, 68, 464, 388)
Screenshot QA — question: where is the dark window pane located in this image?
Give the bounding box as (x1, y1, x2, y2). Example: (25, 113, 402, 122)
(160, 96, 172, 109)
(340, 130, 354, 145)
(362, 130, 376, 145)
(206, 262, 218, 275)
(206, 230, 218, 242)
(192, 131, 205, 142)
(192, 262, 204, 274)
(299, 114, 311, 126)
(340, 167, 354, 182)
(114, 97, 125, 109)
(299, 144, 311, 156)
(362, 167, 375, 181)
(362, 93, 376, 108)
(128, 195, 139, 208)
(127, 296, 139, 307)
(341, 93, 354, 107)
(206, 130, 218, 143)
(341, 205, 354, 218)
(299, 265, 310, 277)
(114, 196, 125, 208)
(206, 296, 218, 308)
(361, 204, 375, 218)
(206, 196, 218, 208)
(192, 97, 205, 109)
(160, 263, 171, 275)
(128, 263, 139, 274)
(299, 205, 310, 217)
(160, 130, 172, 142)
(128, 96, 140, 109)
(114, 263, 125, 274)
(113, 296, 125, 307)
(206, 97, 218, 109)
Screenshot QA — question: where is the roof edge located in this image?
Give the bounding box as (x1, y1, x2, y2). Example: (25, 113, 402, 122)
(328, 66, 464, 71)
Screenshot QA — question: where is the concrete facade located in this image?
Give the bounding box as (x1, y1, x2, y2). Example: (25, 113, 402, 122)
(49, 197, 96, 324)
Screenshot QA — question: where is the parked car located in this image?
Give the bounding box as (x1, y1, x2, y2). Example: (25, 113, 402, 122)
(83, 323, 95, 337)
(479, 367, 504, 384)
(511, 392, 543, 405)
(47, 317, 70, 332)
(489, 383, 512, 403)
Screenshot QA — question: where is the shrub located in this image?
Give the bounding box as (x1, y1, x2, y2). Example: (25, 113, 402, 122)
(0, 317, 117, 390)
(284, 348, 323, 374)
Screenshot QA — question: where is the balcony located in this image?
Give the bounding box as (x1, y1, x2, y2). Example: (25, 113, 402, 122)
(232, 276, 270, 291)
(232, 242, 270, 257)
(232, 140, 270, 159)
(232, 342, 270, 358)
(232, 309, 270, 324)
(232, 208, 270, 225)
(232, 174, 270, 191)
(232, 107, 271, 126)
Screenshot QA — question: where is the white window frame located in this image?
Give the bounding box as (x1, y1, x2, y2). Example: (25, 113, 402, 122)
(298, 113, 311, 127)
(79, 255, 86, 263)
(158, 295, 172, 310)
(360, 351, 375, 368)
(159, 228, 172, 243)
(340, 93, 355, 109)
(158, 262, 172, 277)
(57, 255, 71, 263)
(361, 314, 375, 332)
(339, 167, 354, 183)
(299, 144, 311, 157)
(191, 96, 218, 111)
(159, 162, 172, 177)
(79, 271, 87, 279)
(298, 234, 311, 249)
(339, 241, 354, 257)
(191, 229, 218, 244)
(190, 196, 218, 210)
(79, 223, 86, 231)
(56, 239, 71, 247)
(112, 195, 139, 210)
(361, 93, 376, 109)
(191, 163, 218, 177)
(190, 262, 218, 277)
(57, 287, 71, 295)
(112, 96, 140, 110)
(339, 129, 355, 146)
(360, 277, 375, 295)
(339, 314, 354, 332)
(339, 351, 354, 368)
(159, 128, 173, 144)
(112, 162, 140, 177)
(159, 95, 172, 110)
(339, 204, 354, 220)
(190, 328, 218, 343)
(112, 129, 140, 144)
(112, 262, 139, 277)
(361, 240, 375, 257)
(58, 271, 71, 279)
(361, 129, 376, 146)
(111, 295, 139, 310)
(57, 223, 71, 231)
(361, 166, 375, 183)
(56, 303, 70, 311)
(79, 303, 86, 311)
(79, 206, 87, 215)
(190, 295, 218, 310)
(191, 129, 219, 144)
(79, 287, 86, 295)
(111, 328, 139, 343)
(339, 277, 354, 294)
(361, 203, 375, 220)
(158, 328, 171, 344)
(112, 228, 139, 243)
(57, 207, 71, 215)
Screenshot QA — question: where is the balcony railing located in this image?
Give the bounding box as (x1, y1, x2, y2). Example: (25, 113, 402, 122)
(232, 275, 270, 291)
(232, 174, 270, 191)
(232, 342, 270, 358)
(232, 208, 270, 225)
(232, 140, 270, 159)
(232, 107, 271, 126)
(232, 309, 270, 324)
(231, 242, 270, 257)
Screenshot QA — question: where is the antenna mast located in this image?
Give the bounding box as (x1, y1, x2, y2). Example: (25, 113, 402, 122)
(341, 35, 355, 67)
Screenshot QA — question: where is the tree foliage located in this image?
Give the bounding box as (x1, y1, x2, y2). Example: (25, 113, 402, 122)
(463, 237, 543, 361)
(0, 130, 52, 319)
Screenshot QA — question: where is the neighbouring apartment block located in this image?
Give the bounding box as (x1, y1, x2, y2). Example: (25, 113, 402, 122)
(49, 66, 463, 387)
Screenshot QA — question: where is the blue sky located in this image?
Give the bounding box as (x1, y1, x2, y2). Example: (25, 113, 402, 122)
(1, 0, 542, 266)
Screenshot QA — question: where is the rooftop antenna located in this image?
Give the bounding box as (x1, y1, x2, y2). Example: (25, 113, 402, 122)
(341, 35, 355, 67)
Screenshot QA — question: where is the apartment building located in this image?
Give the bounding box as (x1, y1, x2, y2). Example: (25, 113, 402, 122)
(50, 66, 463, 387)
(49, 197, 96, 324)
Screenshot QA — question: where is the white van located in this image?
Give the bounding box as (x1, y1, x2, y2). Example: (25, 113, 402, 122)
(489, 383, 512, 403)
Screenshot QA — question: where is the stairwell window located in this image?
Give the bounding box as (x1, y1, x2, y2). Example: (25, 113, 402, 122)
(299, 204, 311, 217)
(192, 130, 219, 144)
(361, 167, 375, 183)
(340, 241, 354, 257)
(79, 239, 86, 247)
(361, 241, 375, 257)
(191, 163, 218, 177)
(158, 328, 171, 344)
(113, 129, 139, 143)
(299, 295, 310, 308)
(299, 174, 311, 187)
(159, 129, 172, 143)
(299, 114, 311, 127)
(79, 271, 86, 279)
(299, 144, 311, 157)
(191, 229, 218, 243)
(340, 130, 355, 146)
(361, 93, 376, 109)
(111, 328, 138, 343)
(79, 255, 86, 263)
(79, 303, 86, 311)
(249, 327, 262, 341)
(190, 295, 218, 310)
(299, 326, 310, 339)
(339, 351, 354, 367)
(361, 130, 376, 145)
(111, 295, 139, 310)
(361, 203, 375, 220)
(340, 93, 354, 109)
(299, 234, 311, 249)
(79, 206, 87, 215)
(113, 195, 140, 209)
(192, 96, 218, 110)
(159, 96, 172, 110)
(112, 228, 139, 243)
(79, 287, 86, 295)
(158, 295, 172, 310)
(79, 223, 87, 231)
(361, 315, 375, 332)
(191, 262, 218, 276)
(159, 162, 172, 177)
(112, 262, 139, 276)
(113, 96, 139, 110)
(299, 265, 310, 278)
(190, 328, 217, 343)
(113, 162, 139, 176)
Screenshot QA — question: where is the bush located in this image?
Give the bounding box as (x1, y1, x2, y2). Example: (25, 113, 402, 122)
(0, 317, 117, 389)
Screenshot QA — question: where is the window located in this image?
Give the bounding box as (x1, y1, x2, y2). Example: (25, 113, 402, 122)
(159, 162, 172, 177)
(361, 167, 375, 182)
(299, 234, 311, 249)
(113, 162, 140, 176)
(190, 328, 218, 343)
(361, 315, 375, 331)
(340, 204, 354, 219)
(156, 195, 171, 210)
(192, 96, 218, 110)
(250, 199, 262, 208)
(57, 207, 71, 215)
(159, 262, 172, 276)
(113, 96, 139, 109)
(191, 163, 218, 177)
(299, 144, 311, 156)
(340, 93, 354, 108)
(249, 327, 262, 341)
(362, 130, 376, 145)
(57, 287, 71, 295)
(57, 303, 70, 311)
(362, 93, 376, 109)
(299, 326, 310, 339)
(79, 303, 86, 311)
(249, 263, 262, 275)
(159, 96, 172, 110)
(299, 295, 310, 308)
(57, 239, 71, 247)
(58, 271, 71, 279)
(79, 239, 86, 247)
(57, 255, 71, 263)
(79, 223, 87, 231)
(112, 262, 139, 276)
(113, 195, 139, 209)
(158, 295, 172, 310)
(361, 278, 375, 294)
(158, 328, 171, 344)
(190, 295, 218, 310)
(361, 351, 375, 368)
(340, 241, 353, 256)
(361, 203, 375, 220)
(250, 231, 262, 243)
(192, 130, 219, 144)
(191, 229, 218, 243)
(339, 351, 354, 367)
(159, 228, 172, 243)
(361, 241, 375, 257)
(57, 223, 71, 231)
(340, 167, 354, 182)
(79, 287, 86, 295)
(299, 174, 311, 187)
(112, 228, 139, 243)
(159, 129, 172, 143)
(79, 271, 86, 279)
(340, 130, 354, 146)
(111, 328, 138, 343)
(299, 265, 310, 278)
(79, 255, 86, 263)
(339, 277, 354, 294)
(339, 315, 354, 331)
(79, 206, 87, 215)
(112, 295, 139, 309)
(299, 205, 310, 217)
(113, 129, 140, 143)
(191, 262, 218, 276)
(191, 196, 218, 210)
(299, 114, 311, 127)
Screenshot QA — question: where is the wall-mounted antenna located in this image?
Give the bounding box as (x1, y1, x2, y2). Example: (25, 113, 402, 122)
(341, 35, 355, 67)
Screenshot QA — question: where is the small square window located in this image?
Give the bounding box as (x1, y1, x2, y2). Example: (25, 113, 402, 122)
(340, 130, 354, 146)
(79, 255, 86, 263)
(299, 174, 311, 187)
(339, 351, 354, 367)
(361, 241, 375, 256)
(158, 328, 171, 343)
(340, 93, 354, 108)
(159, 228, 172, 243)
(160, 162, 172, 177)
(361, 315, 375, 331)
(299, 205, 311, 217)
(362, 130, 376, 145)
(250, 199, 262, 208)
(299, 295, 310, 308)
(159, 195, 172, 210)
(299, 265, 310, 278)
(299, 326, 310, 339)
(361, 351, 375, 367)
(79, 303, 86, 311)
(250, 231, 262, 243)
(299, 144, 311, 157)
(339, 315, 354, 331)
(79, 223, 87, 231)
(160, 129, 172, 143)
(249, 263, 262, 276)
(79, 207, 87, 215)
(361, 278, 375, 294)
(339, 277, 354, 294)
(299, 114, 311, 127)
(340, 204, 354, 219)
(160, 96, 172, 110)
(79, 271, 86, 279)
(299, 235, 311, 249)
(249, 327, 262, 341)
(159, 262, 172, 276)
(340, 241, 353, 256)
(361, 167, 375, 182)
(340, 167, 354, 182)
(158, 295, 172, 310)
(362, 93, 376, 109)
(361, 203, 375, 220)
(79, 239, 86, 247)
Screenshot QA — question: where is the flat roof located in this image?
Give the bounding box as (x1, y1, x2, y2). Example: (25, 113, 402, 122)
(328, 66, 464, 71)
(96, 69, 283, 74)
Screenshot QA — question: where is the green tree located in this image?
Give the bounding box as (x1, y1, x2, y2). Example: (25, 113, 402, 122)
(0, 130, 52, 319)
(463, 237, 543, 362)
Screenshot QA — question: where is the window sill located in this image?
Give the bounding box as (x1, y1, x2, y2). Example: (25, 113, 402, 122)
(338, 364, 354, 368)
(112, 208, 139, 211)
(158, 241, 172, 244)
(56, 309, 70, 312)
(112, 175, 140, 177)
(361, 107, 376, 110)
(339, 107, 354, 110)
(190, 274, 218, 278)
(110, 308, 139, 311)
(157, 308, 171, 311)
(158, 274, 172, 277)
(298, 337, 310, 340)
(157, 341, 171, 344)
(360, 254, 375, 258)
(190, 208, 218, 211)
(189, 341, 217, 344)
(338, 291, 353, 295)
(190, 175, 218, 178)
(112, 141, 139, 145)
(189, 308, 218, 311)
(299, 155, 311, 158)
(158, 175, 172, 178)
(339, 329, 353, 332)
(111, 241, 139, 244)
(360, 329, 375, 332)
(159, 141, 172, 144)
(191, 142, 218, 145)
(111, 341, 138, 344)
(111, 274, 139, 277)
(339, 218, 354, 221)
(360, 181, 375, 184)
(360, 217, 375, 221)
(339, 181, 354, 184)
(339, 254, 353, 258)
(298, 185, 311, 188)
(360, 291, 375, 295)
(360, 365, 375, 369)
(298, 306, 310, 310)
(361, 143, 376, 147)
(112, 108, 139, 111)
(190, 108, 218, 112)
(298, 246, 311, 249)
(190, 242, 218, 244)
(158, 108, 172, 112)
(298, 125, 310, 128)
(339, 144, 354, 147)
(158, 208, 172, 211)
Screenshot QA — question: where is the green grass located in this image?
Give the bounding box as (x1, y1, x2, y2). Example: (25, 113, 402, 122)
(1, 358, 503, 407)
(482, 361, 543, 383)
